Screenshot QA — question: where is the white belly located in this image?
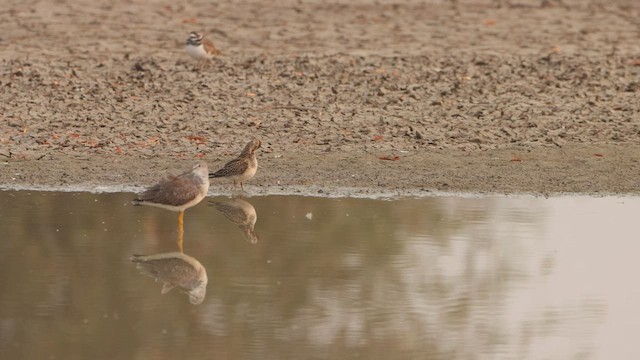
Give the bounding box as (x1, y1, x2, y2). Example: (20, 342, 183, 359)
(230, 159, 257, 183)
(186, 44, 209, 60)
(238, 163, 257, 182)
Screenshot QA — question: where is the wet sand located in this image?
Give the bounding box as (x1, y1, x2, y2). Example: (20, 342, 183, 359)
(1, 0, 639, 196)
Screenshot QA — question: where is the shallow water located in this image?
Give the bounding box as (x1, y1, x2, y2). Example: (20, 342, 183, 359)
(0, 191, 638, 360)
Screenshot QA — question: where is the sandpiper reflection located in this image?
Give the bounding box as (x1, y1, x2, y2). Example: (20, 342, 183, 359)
(209, 198, 259, 244)
(131, 252, 208, 305)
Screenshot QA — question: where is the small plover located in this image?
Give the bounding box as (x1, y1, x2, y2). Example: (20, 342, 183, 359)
(185, 31, 221, 65)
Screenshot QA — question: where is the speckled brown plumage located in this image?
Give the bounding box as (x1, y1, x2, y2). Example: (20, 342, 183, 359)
(209, 139, 261, 190)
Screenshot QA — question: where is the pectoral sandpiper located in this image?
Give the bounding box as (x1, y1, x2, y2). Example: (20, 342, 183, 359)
(209, 139, 261, 191)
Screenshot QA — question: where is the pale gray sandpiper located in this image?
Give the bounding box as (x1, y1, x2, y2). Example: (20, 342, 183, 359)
(131, 252, 208, 305)
(209, 139, 261, 191)
(185, 31, 221, 65)
(133, 161, 210, 228)
(209, 198, 259, 244)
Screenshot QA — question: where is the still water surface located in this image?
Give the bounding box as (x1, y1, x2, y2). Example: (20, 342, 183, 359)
(0, 191, 639, 359)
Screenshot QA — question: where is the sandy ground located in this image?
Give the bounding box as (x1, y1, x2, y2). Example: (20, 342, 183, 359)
(1, 0, 639, 196)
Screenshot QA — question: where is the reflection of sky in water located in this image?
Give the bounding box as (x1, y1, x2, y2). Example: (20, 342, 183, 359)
(0, 192, 638, 359)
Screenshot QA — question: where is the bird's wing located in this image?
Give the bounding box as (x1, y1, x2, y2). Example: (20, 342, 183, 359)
(203, 38, 221, 55)
(161, 283, 177, 294)
(211, 201, 248, 224)
(138, 173, 202, 206)
(133, 256, 202, 289)
(210, 158, 249, 178)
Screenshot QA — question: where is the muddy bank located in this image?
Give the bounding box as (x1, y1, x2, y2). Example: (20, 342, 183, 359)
(1, 143, 639, 196)
(1, 0, 639, 196)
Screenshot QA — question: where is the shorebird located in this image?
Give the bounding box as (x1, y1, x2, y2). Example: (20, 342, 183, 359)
(131, 252, 208, 305)
(209, 198, 259, 244)
(209, 139, 261, 190)
(133, 161, 210, 229)
(185, 31, 221, 66)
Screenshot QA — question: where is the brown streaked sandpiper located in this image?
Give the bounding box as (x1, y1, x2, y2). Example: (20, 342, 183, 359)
(209, 139, 261, 191)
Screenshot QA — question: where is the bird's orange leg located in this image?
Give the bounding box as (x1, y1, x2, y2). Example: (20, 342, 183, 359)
(177, 210, 185, 252)
(178, 210, 185, 228)
(177, 228, 184, 253)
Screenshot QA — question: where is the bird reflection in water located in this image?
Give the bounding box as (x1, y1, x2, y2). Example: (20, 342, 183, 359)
(209, 198, 259, 244)
(130, 252, 208, 305)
